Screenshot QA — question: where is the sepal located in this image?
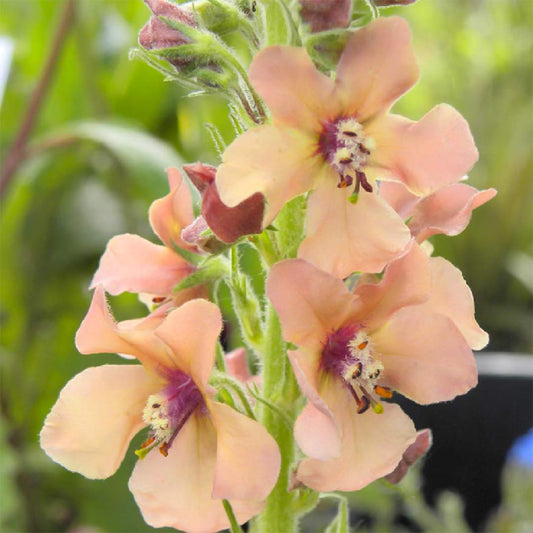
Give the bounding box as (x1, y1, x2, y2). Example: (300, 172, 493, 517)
(172, 255, 230, 292)
(195, 0, 259, 44)
(324, 494, 350, 533)
(304, 29, 351, 72)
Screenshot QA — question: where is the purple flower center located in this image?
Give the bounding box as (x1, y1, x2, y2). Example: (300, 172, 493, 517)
(138, 369, 205, 458)
(318, 116, 374, 194)
(322, 324, 392, 414)
(322, 323, 361, 375)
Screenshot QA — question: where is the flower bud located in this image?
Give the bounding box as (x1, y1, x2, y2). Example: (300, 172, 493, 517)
(138, 0, 247, 92)
(183, 162, 265, 244)
(194, 0, 252, 36)
(299, 0, 352, 32)
(139, 1, 216, 67)
(375, 0, 419, 6)
(139, 0, 196, 49)
(139, 0, 198, 69)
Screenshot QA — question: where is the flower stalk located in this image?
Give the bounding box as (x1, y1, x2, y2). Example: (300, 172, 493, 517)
(250, 303, 302, 533)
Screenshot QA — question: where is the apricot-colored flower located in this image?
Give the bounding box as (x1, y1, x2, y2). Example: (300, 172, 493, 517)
(266, 242, 486, 491)
(40, 293, 281, 532)
(217, 17, 477, 277)
(91, 167, 206, 308)
(380, 180, 497, 243)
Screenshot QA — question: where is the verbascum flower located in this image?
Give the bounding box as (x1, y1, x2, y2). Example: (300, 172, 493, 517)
(91, 167, 206, 309)
(266, 242, 487, 491)
(40, 293, 281, 533)
(216, 17, 478, 278)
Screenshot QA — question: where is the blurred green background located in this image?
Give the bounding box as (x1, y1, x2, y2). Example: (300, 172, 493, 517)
(0, 0, 531, 531)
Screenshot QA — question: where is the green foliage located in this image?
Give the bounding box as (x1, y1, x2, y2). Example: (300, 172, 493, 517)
(324, 495, 351, 533)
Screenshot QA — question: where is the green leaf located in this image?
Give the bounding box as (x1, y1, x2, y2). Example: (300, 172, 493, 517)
(0, 418, 23, 532)
(324, 495, 350, 533)
(59, 121, 183, 198)
(273, 194, 307, 259)
(257, 0, 301, 46)
(209, 371, 256, 419)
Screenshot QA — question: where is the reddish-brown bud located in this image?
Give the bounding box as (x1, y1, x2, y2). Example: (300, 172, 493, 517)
(299, 0, 352, 32)
(139, 16, 190, 51)
(139, 0, 196, 54)
(183, 162, 265, 244)
(144, 0, 196, 23)
(374, 0, 419, 6)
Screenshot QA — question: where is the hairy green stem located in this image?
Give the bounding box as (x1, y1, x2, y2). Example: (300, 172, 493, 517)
(250, 303, 300, 533)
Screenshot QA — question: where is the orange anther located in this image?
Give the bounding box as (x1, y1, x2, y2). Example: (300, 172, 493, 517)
(140, 436, 156, 449)
(159, 443, 169, 457)
(374, 385, 393, 399)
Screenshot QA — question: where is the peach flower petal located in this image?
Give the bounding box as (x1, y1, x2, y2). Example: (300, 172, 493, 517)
(295, 383, 416, 491)
(90, 234, 194, 296)
(225, 347, 253, 383)
(216, 126, 320, 226)
(336, 16, 419, 121)
(409, 184, 497, 242)
(290, 351, 342, 460)
(379, 180, 419, 218)
(154, 299, 222, 389)
(373, 307, 478, 404)
(385, 428, 432, 484)
(425, 257, 489, 350)
(40, 365, 158, 479)
(76, 286, 143, 357)
(267, 259, 358, 351)
(298, 179, 411, 278)
(250, 45, 339, 132)
(76, 286, 178, 371)
(367, 104, 478, 195)
(209, 400, 281, 501)
(129, 412, 264, 532)
(148, 167, 195, 249)
(353, 241, 430, 330)
(118, 303, 169, 331)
